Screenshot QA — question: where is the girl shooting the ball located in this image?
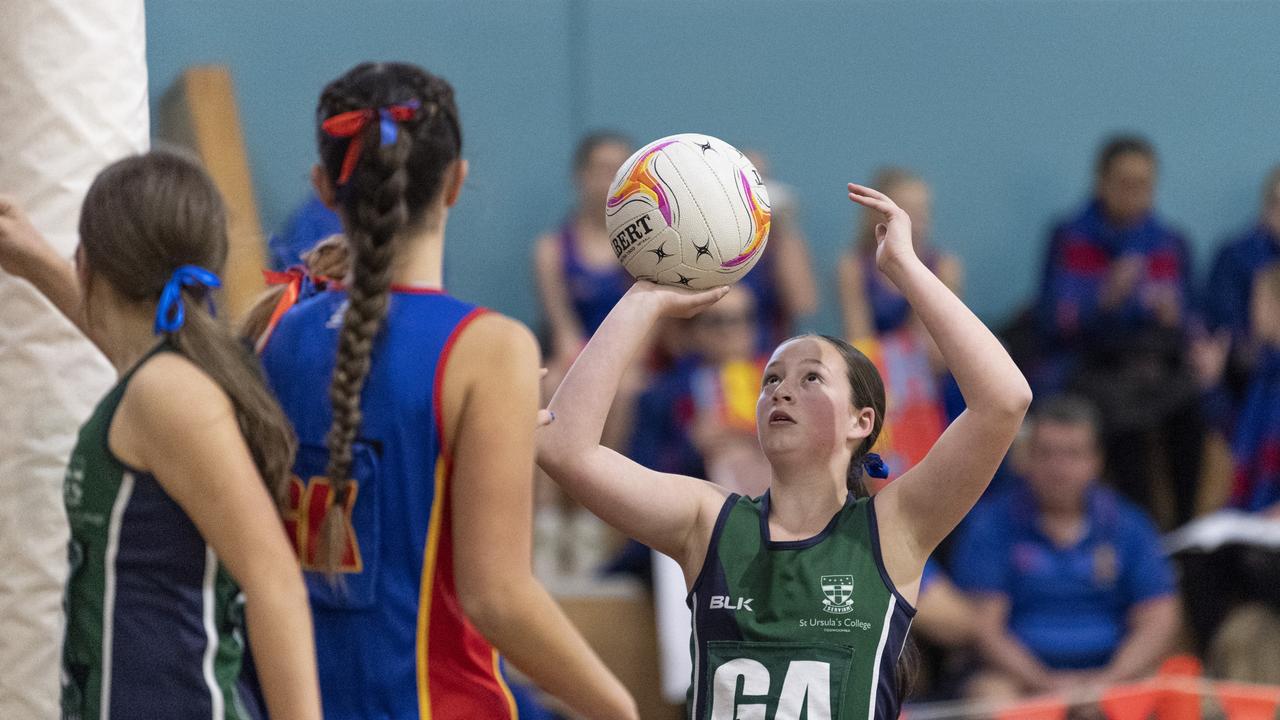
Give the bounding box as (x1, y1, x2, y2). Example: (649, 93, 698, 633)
(537, 183, 1032, 718)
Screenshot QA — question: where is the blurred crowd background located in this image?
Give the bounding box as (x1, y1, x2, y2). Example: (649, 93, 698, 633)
(7, 2, 1280, 717)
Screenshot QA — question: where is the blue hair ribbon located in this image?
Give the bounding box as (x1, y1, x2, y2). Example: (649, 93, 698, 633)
(378, 107, 399, 146)
(862, 453, 890, 479)
(154, 265, 222, 334)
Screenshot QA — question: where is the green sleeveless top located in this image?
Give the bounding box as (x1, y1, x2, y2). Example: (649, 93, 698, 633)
(687, 491, 916, 720)
(61, 343, 258, 720)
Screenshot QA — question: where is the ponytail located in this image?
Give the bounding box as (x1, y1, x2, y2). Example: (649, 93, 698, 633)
(315, 126, 410, 576)
(845, 448, 889, 500)
(168, 299, 296, 508)
(312, 62, 462, 575)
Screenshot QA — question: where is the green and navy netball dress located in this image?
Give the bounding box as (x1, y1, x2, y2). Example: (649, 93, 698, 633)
(688, 491, 915, 720)
(61, 345, 260, 720)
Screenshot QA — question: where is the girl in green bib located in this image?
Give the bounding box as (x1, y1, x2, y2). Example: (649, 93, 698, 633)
(538, 183, 1032, 720)
(0, 152, 321, 720)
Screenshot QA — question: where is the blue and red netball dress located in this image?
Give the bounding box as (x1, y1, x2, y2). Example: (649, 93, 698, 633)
(260, 288, 517, 720)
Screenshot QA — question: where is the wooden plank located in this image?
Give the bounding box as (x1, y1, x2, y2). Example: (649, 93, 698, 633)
(557, 591, 685, 720)
(156, 65, 266, 321)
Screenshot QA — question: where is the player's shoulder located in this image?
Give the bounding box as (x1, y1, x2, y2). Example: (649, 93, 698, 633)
(449, 311, 539, 372)
(457, 310, 535, 347)
(131, 350, 225, 400)
(123, 349, 235, 433)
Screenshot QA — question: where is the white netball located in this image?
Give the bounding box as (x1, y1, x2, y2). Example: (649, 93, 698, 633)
(604, 133, 770, 289)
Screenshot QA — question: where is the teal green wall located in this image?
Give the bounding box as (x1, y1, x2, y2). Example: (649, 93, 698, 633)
(147, 1, 1280, 333)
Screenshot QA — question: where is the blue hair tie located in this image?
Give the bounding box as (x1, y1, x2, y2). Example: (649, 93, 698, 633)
(862, 453, 890, 479)
(154, 265, 222, 334)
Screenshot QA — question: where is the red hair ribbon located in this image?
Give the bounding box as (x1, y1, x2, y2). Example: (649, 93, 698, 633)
(256, 268, 307, 353)
(321, 100, 421, 185)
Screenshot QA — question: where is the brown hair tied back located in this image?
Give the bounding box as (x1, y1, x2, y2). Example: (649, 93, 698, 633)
(810, 334, 886, 499)
(79, 151, 296, 510)
(314, 62, 462, 575)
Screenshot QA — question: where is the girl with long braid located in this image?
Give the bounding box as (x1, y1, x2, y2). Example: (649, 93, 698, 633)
(255, 62, 636, 719)
(537, 184, 1032, 718)
(0, 152, 321, 720)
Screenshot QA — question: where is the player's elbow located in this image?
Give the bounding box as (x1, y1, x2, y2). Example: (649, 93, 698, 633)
(1003, 378, 1034, 418)
(982, 374, 1033, 422)
(534, 435, 574, 478)
(457, 573, 535, 642)
(535, 433, 593, 481)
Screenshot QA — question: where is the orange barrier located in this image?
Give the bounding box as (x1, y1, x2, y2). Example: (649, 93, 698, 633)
(1216, 683, 1280, 720)
(907, 656, 1280, 720)
(1100, 684, 1161, 720)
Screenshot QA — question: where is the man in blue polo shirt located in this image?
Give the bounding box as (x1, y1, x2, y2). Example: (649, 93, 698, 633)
(952, 395, 1180, 701)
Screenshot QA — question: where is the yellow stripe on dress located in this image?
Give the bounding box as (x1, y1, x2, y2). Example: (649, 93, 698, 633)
(416, 455, 449, 719)
(491, 649, 519, 718)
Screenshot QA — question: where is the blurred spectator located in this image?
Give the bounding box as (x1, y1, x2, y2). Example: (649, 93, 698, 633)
(629, 285, 770, 496)
(740, 150, 818, 350)
(1195, 264, 1280, 514)
(914, 560, 979, 652)
(604, 286, 768, 584)
(531, 133, 637, 579)
(269, 192, 343, 270)
(953, 396, 1179, 702)
(1169, 267, 1280, 659)
(839, 167, 963, 342)
(1228, 265, 1280, 513)
(1036, 136, 1201, 526)
(1202, 165, 1280, 380)
(907, 560, 982, 701)
(534, 132, 635, 371)
(838, 168, 962, 481)
(1169, 509, 1280, 664)
(1206, 602, 1280, 685)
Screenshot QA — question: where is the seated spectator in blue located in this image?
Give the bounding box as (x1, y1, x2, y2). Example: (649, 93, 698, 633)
(1202, 166, 1280, 401)
(269, 192, 342, 270)
(1036, 136, 1202, 526)
(953, 395, 1179, 702)
(908, 559, 983, 701)
(913, 560, 976, 651)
